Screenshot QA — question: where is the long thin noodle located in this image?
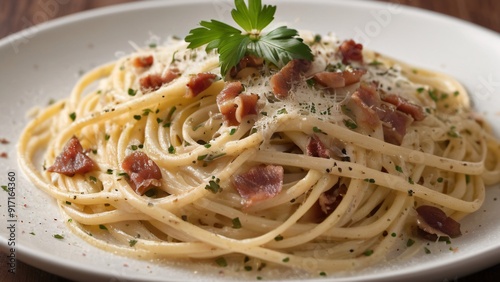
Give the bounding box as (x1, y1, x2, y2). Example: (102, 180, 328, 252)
(17, 33, 500, 275)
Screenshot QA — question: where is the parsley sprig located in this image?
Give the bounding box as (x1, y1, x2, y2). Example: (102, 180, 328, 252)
(185, 0, 313, 76)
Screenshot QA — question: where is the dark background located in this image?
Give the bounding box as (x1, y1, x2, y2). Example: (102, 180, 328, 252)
(1, 0, 499, 281)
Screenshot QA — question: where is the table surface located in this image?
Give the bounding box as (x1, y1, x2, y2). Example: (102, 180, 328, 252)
(1, 0, 499, 281)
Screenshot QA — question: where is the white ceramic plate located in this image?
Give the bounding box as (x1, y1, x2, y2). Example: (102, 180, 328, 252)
(1, 0, 500, 281)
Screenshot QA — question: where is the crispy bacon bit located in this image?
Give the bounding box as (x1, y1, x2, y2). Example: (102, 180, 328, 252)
(47, 136, 95, 176)
(314, 69, 366, 89)
(217, 81, 243, 103)
(339, 39, 363, 64)
(382, 94, 426, 121)
(230, 55, 264, 77)
(185, 73, 218, 98)
(377, 104, 413, 145)
(217, 81, 258, 126)
(121, 151, 162, 195)
(270, 59, 311, 99)
(319, 183, 348, 215)
(133, 55, 154, 69)
(232, 165, 283, 207)
(416, 205, 462, 239)
(234, 93, 259, 123)
(139, 68, 179, 93)
(306, 135, 332, 158)
(306, 135, 350, 161)
(0, 138, 9, 144)
(343, 83, 419, 145)
(344, 83, 381, 129)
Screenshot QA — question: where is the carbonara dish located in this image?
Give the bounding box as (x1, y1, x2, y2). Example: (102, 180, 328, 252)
(17, 28, 500, 275)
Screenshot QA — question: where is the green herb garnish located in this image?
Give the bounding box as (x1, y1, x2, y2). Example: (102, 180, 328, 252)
(232, 217, 242, 229)
(363, 249, 374, 256)
(53, 234, 64, 239)
(215, 257, 228, 267)
(185, 0, 313, 76)
(128, 88, 137, 96)
(205, 177, 222, 193)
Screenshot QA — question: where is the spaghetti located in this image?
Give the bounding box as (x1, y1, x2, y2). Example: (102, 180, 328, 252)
(17, 32, 500, 274)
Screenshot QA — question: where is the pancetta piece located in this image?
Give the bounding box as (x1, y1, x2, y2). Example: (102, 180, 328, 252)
(343, 83, 382, 130)
(217, 81, 243, 103)
(339, 39, 363, 64)
(318, 183, 348, 215)
(306, 134, 333, 159)
(382, 94, 426, 121)
(416, 205, 462, 240)
(232, 165, 284, 207)
(377, 104, 413, 145)
(306, 135, 349, 161)
(270, 59, 311, 99)
(133, 55, 154, 69)
(185, 72, 218, 98)
(139, 68, 180, 93)
(313, 69, 366, 89)
(216, 81, 258, 126)
(230, 55, 264, 78)
(342, 83, 418, 145)
(121, 151, 162, 195)
(47, 136, 95, 176)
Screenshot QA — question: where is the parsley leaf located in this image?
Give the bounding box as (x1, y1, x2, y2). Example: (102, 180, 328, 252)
(185, 0, 312, 76)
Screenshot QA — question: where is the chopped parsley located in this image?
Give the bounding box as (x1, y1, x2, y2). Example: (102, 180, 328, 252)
(447, 126, 460, 138)
(364, 178, 375, 183)
(53, 234, 64, 239)
(205, 177, 222, 193)
(343, 119, 358, 130)
(232, 217, 242, 229)
(395, 165, 403, 173)
(406, 238, 415, 247)
(368, 60, 383, 66)
(215, 257, 228, 267)
(168, 145, 176, 154)
(363, 249, 374, 256)
(277, 108, 288, 115)
(127, 88, 137, 96)
(312, 126, 325, 134)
